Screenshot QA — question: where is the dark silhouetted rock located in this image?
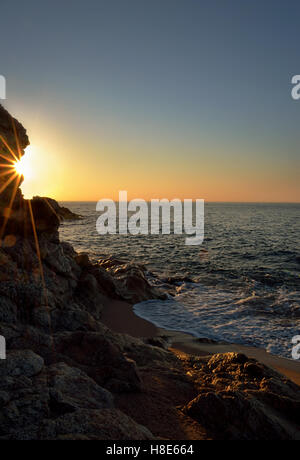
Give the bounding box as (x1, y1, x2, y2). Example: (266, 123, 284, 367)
(97, 256, 167, 303)
(0, 104, 29, 207)
(33, 197, 82, 221)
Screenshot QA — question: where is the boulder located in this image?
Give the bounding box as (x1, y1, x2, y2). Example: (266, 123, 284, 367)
(182, 353, 300, 440)
(46, 362, 114, 411)
(39, 409, 154, 440)
(96, 257, 167, 303)
(0, 350, 44, 378)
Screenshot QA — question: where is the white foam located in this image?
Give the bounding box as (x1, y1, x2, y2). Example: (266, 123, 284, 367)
(133, 283, 300, 358)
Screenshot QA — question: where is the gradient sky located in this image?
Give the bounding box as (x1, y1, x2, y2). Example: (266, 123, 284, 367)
(0, 0, 299, 201)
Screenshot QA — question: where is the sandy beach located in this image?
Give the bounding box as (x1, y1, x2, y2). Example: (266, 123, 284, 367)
(102, 298, 300, 386)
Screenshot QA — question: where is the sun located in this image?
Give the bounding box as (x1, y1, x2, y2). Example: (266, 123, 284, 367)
(14, 157, 26, 176)
(13, 146, 32, 178)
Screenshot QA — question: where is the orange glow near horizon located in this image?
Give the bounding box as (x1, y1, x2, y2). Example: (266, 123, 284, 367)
(19, 142, 300, 203)
(11, 112, 300, 204)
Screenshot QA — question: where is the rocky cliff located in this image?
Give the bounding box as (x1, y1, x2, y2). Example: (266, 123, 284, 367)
(0, 105, 299, 440)
(0, 104, 29, 207)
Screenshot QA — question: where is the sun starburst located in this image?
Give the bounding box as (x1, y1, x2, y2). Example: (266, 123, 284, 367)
(14, 154, 32, 178)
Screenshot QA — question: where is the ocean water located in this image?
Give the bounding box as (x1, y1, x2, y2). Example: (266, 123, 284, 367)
(59, 202, 300, 358)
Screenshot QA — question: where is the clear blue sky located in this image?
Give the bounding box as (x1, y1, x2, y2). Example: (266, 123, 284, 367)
(0, 0, 299, 201)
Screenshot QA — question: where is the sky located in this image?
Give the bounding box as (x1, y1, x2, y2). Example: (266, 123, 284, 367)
(0, 0, 299, 202)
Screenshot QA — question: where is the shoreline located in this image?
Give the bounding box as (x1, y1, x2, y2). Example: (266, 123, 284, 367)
(102, 298, 300, 386)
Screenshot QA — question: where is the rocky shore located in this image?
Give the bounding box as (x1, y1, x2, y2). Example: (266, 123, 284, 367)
(32, 197, 83, 222)
(0, 104, 299, 440)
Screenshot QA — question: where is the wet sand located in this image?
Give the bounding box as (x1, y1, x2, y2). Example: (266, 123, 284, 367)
(101, 298, 300, 386)
(101, 298, 157, 338)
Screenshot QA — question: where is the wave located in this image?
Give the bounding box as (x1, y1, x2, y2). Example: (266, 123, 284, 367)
(134, 282, 300, 358)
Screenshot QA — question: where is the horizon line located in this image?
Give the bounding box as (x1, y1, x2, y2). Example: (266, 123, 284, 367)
(57, 200, 300, 204)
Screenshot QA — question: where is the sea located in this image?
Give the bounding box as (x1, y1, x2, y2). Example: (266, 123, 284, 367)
(59, 202, 300, 359)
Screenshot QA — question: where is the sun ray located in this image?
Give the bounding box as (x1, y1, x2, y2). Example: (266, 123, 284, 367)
(0, 169, 15, 178)
(27, 200, 45, 285)
(0, 172, 18, 194)
(0, 163, 17, 169)
(0, 135, 18, 163)
(11, 117, 22, 161)
(0, 129, 55, 356)
(0, 151, 15, 164)
(42, 197, 60, 220)
(0, 174, 21, 243)
(27, 200, 55, 359)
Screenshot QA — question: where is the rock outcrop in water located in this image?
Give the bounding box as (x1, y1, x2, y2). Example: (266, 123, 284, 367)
(32, 197, 82, 221)
(0, 105, 299, 440)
